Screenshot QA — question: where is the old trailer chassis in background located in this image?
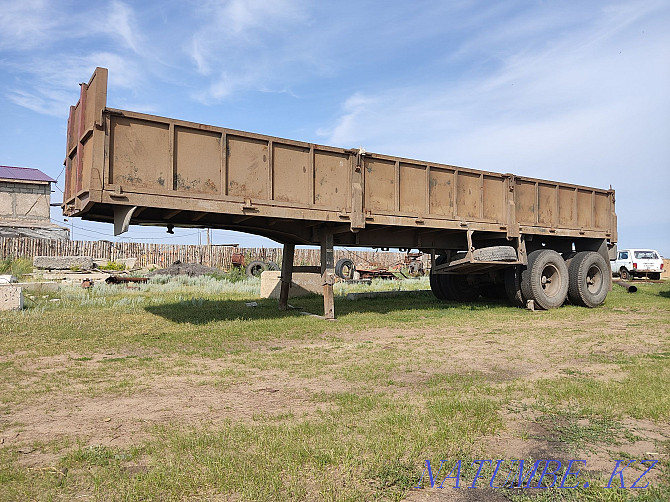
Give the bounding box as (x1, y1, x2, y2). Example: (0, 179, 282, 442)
(63, 68, 617, 318)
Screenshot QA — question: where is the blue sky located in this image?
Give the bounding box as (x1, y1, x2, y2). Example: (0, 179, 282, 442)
(1, 0, 669, 253)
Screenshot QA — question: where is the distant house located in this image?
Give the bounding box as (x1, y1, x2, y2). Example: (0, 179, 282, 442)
(0, 166, 69, 240)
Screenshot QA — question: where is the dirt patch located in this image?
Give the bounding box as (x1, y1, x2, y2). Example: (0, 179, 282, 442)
(325, 313, 666, 386)
(5, 311, 667, 447)
(2, 304, 668, 483)
(1, 374, 335, 455)
(405, 487, 510, 501)
(479, 410, 670, 487)
(404, 415, 571, 501)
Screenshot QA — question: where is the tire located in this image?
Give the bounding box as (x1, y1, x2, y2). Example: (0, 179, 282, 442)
(246, 260, 267, 278)
(441, 274, 480, 302)
(504, 266, 525, 308)
(472, 245, 517, 262)
(450, 251, 468, 263)
(562, 252, 577, 269)
(561, 252, 577, 305)
(521, 249, 569, 310)
(335, 258, 355, 280)
(650, 272, 661, 281)
(438, 274, 455, 300)
(567, 251, 608, 308)
(480, 283, 506, 300)
(267, 261, 280, 271)
(619, 268, 630, 280)
(429, 255, 448, 300)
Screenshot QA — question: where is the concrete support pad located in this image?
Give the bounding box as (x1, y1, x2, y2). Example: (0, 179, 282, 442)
(0, 285, 24, 311)
(34, 256, 94, 270)
(260, 271, 322, 299)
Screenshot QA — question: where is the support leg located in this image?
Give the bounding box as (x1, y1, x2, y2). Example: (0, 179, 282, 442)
(279, 243, 295, 311)
(320, 232, 335, 319)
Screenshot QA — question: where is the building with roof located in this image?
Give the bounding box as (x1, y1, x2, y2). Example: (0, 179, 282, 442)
(0, 166, 69, 240)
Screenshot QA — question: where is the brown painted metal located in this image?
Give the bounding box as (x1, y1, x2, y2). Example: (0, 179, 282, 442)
(230, 252, 244, 267)
(63, 68, 617, 256)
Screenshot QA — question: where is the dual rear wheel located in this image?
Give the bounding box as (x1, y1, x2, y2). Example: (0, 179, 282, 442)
(567, 251, 609, 308)
(430, 249, 609, 310)
(504, 249, 608, 309)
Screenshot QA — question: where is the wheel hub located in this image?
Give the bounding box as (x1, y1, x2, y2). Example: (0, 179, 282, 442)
(586, 265, 602, 294)
(541, 264, 561, 297)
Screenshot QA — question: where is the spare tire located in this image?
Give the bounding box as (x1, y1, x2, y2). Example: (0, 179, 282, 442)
(472, 246, 517, 262)
(335, 258, 355, 280)
(246, 260, 267, 278)
(567, 251, 608, 308)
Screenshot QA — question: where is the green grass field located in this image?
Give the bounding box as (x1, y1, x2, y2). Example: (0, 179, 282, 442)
(0, 276, 668, 501)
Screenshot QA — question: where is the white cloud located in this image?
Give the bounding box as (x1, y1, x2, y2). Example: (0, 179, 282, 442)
(1, 1, 149, 117)
(6, 89, 65, 117)
(317, 93, 377, 145)
(5, 52, 144, 117)
(0, 0, 142, 53)
(189, 37, 209, 75)
(318, 1, 670, 247)
(187, 0, 314, 102)
(101, 1, 143, 54)
(0, 0, 61, 50)
(321, 2, 669, 171)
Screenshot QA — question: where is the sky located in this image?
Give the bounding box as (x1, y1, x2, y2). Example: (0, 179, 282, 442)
(1, 0, 669, 253)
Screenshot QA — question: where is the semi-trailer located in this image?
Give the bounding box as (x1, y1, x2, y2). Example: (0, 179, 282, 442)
(63, 68, 617, 318)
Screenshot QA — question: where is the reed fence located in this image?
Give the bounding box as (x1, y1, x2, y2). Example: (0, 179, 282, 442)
(0, 237, 420, 270)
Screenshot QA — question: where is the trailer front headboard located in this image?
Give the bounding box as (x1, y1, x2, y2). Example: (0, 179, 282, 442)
(64, 67, 108, 207)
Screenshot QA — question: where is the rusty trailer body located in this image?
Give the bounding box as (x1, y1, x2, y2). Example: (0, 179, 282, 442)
(63, 68, 617, 317)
